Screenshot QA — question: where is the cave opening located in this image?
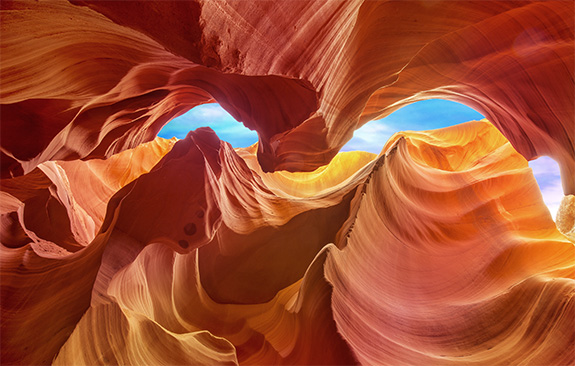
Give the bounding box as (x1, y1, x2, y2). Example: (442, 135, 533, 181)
(157, 103, 258, 148)
(347, 99, 563, 220)
(528, 156, 563, 219)
(343, 99, 485, 153)
(158, 99, 562, 220)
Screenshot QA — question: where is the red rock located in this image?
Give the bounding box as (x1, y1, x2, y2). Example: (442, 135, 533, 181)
(2, 1, 572, 192)
(1, 1, 573, 365)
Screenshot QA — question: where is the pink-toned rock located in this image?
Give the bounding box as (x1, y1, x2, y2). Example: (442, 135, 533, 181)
(1, 1, 573, 365)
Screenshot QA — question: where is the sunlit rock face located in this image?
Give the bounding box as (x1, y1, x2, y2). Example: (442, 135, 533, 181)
(1, 1, 574, 365)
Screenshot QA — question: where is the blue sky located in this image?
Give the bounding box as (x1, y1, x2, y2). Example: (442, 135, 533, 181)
(158, 100, 563, 219)
(340, 100, 484, 152)
(158, 104, 259, 148)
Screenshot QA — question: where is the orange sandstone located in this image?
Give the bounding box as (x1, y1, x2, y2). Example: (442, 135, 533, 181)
(1, 1, 574, 365)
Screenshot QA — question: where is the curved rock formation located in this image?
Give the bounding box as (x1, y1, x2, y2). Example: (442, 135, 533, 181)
(1, 1, 573, 192)
(1, 1, 574, 365)
(2, 120, 573, 365)
(327, 121, 574, 365)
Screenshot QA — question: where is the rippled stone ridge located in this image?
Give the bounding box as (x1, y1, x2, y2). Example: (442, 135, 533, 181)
(1, 1, 574, 365)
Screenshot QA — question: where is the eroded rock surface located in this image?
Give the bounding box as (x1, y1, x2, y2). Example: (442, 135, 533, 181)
(1, 1, 574, 365)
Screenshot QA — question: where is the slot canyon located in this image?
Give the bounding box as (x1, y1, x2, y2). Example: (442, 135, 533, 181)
(1, 1, 574, 365)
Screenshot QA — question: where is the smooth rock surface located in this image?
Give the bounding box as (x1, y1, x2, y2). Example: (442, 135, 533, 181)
(1, 1, 574, 365)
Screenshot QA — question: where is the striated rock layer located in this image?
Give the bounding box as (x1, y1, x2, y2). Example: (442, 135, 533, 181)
(1, 1, 574, 365)
(2, 121, 574, 365)
(1, 0, 573, 193)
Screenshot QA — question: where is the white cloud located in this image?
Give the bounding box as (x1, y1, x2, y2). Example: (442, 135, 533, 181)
(194, 104, 231, 119)
(341, 122, 396, 153)
(527, 156, 562, 176)
(538, 179, 563, 220)
(158, 103, 258, 146)
(528, 156, 563, 220)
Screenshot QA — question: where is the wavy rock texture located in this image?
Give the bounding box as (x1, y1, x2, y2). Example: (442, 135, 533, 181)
(1, 1, 574, 365)
(1, 0, 573, 193)
(327, 122, 574, 365)
(0, 137, 175, 364)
